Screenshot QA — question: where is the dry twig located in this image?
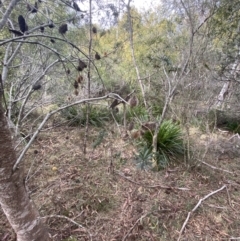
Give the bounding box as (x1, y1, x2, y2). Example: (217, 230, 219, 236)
(177, 185, 226, 241)
(116, 171, 190, 191)
(225, 186, 236, 211)
(42, 214, 92, 241)
(122, 213, 148, 241)
(197, 159, 234, 174)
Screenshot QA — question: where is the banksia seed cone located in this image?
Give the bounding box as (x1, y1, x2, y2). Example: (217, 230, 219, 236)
(18, 15, 28, 33)
(27, 2, 38, 13)
(77, 75, 83, 83)
(129, 95, 138, 108)
(74, 80, 79, 89)
(73, 1, 80, 11)
(74, 89, 79, 96)
(77, 59, 87, 71)
(31, 2, 38, 13)
(128, 122, 134, 131)
(141, 122, 156, 132)
(92, 26, 97, 33)
(59, 23, 68, 34)
(66, 69, 70, 74)
(40, 26, 44, 33)
(48, 20, 54, 28)
(95, 52, 101, 60)
(131, 130, 141, 139)
(32, 83, 41, 90)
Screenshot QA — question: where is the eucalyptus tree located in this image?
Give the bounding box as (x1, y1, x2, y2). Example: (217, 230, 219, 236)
(207, 0, 240, 107)
(0, 2, 51, 239)
(163, 0, 240, 107)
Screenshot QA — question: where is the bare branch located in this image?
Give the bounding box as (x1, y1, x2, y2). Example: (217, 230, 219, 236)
(116, 171, 190, 191)
(42, 215, 92, 241)
(122, 213, 148, 241)
(197, 159, 234, 174)
(177, 185, 226, 241)
(0, 0, 19, 30)
(15, 59, 60, 135)
(13, 93, 124, 171)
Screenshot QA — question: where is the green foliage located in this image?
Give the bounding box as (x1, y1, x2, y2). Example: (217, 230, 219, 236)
(60, 105, 111, 127)
(135, 146, 153, 170)
(126, 105, 148, 121)
(226, 122, 240, 134)
(141, 120, 185, 169)
(150, 101, 164, 117)
(92, 130, 106, 149)
(209, 0, 240, 78)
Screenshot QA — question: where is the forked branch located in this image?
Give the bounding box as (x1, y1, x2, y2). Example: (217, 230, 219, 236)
(177, 185, 226, 241)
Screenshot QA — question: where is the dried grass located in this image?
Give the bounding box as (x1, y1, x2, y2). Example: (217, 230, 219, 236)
(0, 126, 240, 240)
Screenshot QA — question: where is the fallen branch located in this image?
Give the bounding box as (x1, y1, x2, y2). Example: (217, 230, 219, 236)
(43, 214, 92, 241)
(116, 171, 190, 191)
(225, 186, 237, 212)
(177, 185, 226, 241)
(122, 213, 148, 241)
(197, 159, 234, 174)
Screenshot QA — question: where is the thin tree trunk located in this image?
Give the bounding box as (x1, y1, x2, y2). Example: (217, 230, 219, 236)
(0, 0, 19, 29)
(0, 86, 50, 241)
(214, 54, 239, 108)
(215, 81, 230, 108)
(126, 1, 147, 108)
(83, 0, 92, 154)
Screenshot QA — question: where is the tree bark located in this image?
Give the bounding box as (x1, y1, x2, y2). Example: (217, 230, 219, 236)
(215, 81, 230, 108)
(126, 1, 147, 108)
(0, 93, 50, 240)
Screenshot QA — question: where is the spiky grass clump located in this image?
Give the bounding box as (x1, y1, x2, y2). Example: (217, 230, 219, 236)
(61, 106, 111, 127)
(135, 146, 153, 170)
(141, 120, 185, 169)
(126, 105, 148, 122)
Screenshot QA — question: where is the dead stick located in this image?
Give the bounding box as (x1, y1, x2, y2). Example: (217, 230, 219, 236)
(197, 159, 234, 174)
(225, 186, 235, 211)
(116, 171, 189, 191)
(177, 185, 226, 241)
(122, 213, 148, 241)
(43, 214, 92, 241)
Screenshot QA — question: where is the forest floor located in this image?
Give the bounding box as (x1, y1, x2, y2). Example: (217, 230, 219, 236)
(1, 124, 240, 241)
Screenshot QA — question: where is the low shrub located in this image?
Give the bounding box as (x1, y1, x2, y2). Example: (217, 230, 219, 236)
(126, 105, 148, 120)
(135, 146, 153, 170)
(60, 105, 111, 127)
(141, 120, 185, 169)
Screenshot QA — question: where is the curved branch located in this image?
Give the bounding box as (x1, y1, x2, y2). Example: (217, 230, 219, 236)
(12, 93, 124, 171)
(0, 34, 87, 57)
(1, 34, 106, 87)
